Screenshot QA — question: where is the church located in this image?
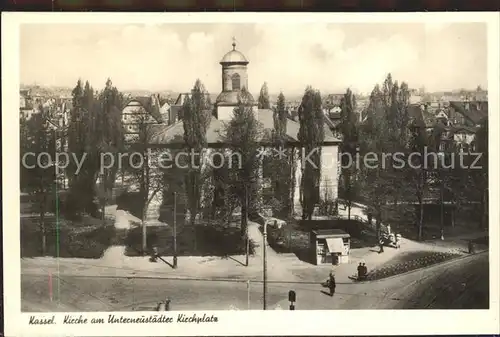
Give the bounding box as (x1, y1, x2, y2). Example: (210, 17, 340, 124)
(147, 40, 341, 218)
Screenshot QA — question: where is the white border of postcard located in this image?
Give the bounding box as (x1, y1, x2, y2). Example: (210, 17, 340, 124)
(3, 12, 500, 336)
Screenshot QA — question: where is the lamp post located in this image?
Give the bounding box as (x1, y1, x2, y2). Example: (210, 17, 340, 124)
(173, 191, 178, 268)
(245, 184, 249, 267)
(263, 220, 268, 310)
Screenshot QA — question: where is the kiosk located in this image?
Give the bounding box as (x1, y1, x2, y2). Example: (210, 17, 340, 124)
(310, 229, 351, 265)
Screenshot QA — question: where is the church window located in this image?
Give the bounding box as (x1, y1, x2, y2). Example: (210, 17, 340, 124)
(231, 73, 241, 90)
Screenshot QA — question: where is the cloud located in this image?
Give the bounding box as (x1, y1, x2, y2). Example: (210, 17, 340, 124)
(20, 22, 486, 95)
(248, 24, 419, 94)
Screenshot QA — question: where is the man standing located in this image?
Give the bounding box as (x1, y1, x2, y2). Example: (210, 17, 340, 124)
(362, 263, 368, 280)
(357, 262, 363, 280)
(329, 271, 336, 296)
(379, 239, 384, 253)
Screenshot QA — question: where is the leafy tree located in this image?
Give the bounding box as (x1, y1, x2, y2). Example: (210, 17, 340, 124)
(475, 119, 488, 228)
(297, 87, 324, 220)
(359, 74, 414, 239)
(270, 91, 295, 216)
(123, 109, 165, 254)
(20, 108, 56, 255)
(94, 79, 125, 222)
(67, 80, 99, 218)
(339, 88, 359, 219)
(358, 84, 392, 239)
(258, 82, 271, 109)
(182, 79, 211, 250)
(224, 87, 263, 236)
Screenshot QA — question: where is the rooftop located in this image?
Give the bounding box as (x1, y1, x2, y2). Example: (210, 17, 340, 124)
(220, 41, 248, 65)
(312, 229, 350, 238)
(147, 109, 340, 146)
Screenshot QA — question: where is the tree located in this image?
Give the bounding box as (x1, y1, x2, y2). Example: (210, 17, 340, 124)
(258, 82, 271, 109)
(359, 74, 415, 239)
(224, 87, 263, 237)
(182, 79, 211, 250)
(21, 108, 56, 255)
(271, 91, 295, 216)
(66, 79, 100, 218)
(95, 78, 125, 223)
(124, 110, 165, 254)
(358, 84, 391, 239)
(475, 119, 488, 228)
(408, 121, 430, 241)
(297, 87, 324, 220)
(339, 88, 359, 219)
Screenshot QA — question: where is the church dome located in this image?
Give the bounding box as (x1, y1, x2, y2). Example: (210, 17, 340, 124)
(220, 41, 249, 64)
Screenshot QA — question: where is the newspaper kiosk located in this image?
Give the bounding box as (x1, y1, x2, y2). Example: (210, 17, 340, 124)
(310, 229, 351, 265)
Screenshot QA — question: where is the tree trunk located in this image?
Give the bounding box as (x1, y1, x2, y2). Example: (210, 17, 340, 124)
(440, 181, 444, 232)
(191, 216, 197, 253)
(418, 199, 424, 241)
(347, 203, 351, 220)
(451, 202, 456, 230)
(40, 211, 47, 256)
(375, 215, 381, 242)
(142, 203, 148, 255)
(480, 187, 488, 229)
(289, 148, 297, 217)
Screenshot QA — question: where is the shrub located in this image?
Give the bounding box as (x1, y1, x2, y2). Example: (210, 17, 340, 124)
(123, 222, 255, 257)
(365, 251, 462, 281)
(20, 216, 115, 259)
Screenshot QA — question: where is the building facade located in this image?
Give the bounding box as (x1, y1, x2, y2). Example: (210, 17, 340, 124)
(144, 41, 341, 220)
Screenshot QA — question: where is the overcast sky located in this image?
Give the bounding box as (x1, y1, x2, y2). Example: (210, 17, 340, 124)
(20, 22, 487, 95)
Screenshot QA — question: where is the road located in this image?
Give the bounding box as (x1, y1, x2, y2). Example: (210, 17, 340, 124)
(21, 252, 488, 311)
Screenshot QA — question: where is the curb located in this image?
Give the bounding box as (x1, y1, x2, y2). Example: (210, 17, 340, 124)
(22, 272, 357, 285)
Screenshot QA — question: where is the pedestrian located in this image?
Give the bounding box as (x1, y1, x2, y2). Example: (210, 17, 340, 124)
(357, 262, 363, 280)
(328, 271, 336, 296)
(441, 229, 445, 241)
(362, 263, 368, 280)
(367, 212, 373, 225)
(468, 240, 475, 254)
(379, 240, 384, 254)
(150, 246, 159, 263)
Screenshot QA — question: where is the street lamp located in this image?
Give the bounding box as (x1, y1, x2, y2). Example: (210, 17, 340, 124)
(263, 220, 269, 310)
(173, 191, 178, 268)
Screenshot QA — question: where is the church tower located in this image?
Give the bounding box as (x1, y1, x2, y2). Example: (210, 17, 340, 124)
(215, 39, 257, 120)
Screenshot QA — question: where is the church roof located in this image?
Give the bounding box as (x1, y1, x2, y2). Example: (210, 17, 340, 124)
(220, 41, 248, 64)
(148, 109, 340, 146)
(215, 91, 255, 106)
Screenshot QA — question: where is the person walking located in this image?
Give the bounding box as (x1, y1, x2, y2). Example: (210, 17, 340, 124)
(468, 240, 475, 254)
(328, 271, 336, 296)
(357, 262, 363, 280)
(361, 263, 368, 280)
(379, 239, 384, 254)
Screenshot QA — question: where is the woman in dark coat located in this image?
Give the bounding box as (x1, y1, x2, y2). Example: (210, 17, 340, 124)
(329, 272, 336, 296)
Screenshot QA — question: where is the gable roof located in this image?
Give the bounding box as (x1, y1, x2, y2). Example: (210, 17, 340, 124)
(449, 101, 488, 125)
(451, 125, 478, 134)
(124, 95, 163, 123)
(148, 108, 340, 146)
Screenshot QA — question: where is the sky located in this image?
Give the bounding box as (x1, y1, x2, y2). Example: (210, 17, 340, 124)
(20, 22, 487, 95)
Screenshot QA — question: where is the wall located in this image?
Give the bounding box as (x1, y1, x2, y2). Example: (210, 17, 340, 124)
(293, 145, 339, 207)
(217, 106, 236, 121)
(222, 64, 248, 92)
(320, 145, 339, 201)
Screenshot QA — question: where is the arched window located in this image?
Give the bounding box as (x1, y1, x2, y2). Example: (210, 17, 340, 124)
(231, 73, 241, 91)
